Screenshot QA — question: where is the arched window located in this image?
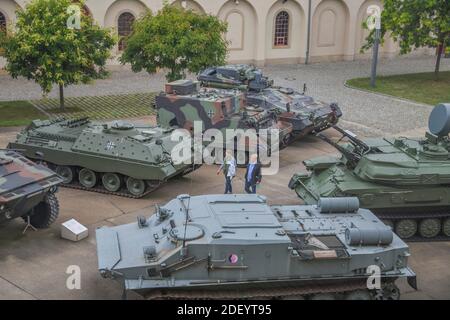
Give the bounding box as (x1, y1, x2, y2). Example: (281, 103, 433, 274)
(0, 12, 6, 33)
(118, 12, 135, 51)
(274, 11, 289, 47)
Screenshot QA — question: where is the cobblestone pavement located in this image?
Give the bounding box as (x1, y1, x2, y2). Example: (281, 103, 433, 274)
(1, 56, 449, 136)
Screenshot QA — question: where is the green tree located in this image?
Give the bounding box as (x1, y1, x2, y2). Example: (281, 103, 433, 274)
(0, 0, 115, 109)
(362, 0, 450, 77)
(120, 4, 228, 82)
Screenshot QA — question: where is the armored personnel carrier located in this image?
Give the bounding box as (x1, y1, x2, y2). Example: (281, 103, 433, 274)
(155, 80, 293, 164)
(96, 194, 416, 300)
(289, 103, 450, 241)
(198, 64, 342, 140)
(8, 118, 200, 198)
(1, 149, 62, 228)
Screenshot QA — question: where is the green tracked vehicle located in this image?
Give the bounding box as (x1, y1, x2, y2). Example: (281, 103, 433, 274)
(8, 118, 200, 198)
(289, 103, 450, 241)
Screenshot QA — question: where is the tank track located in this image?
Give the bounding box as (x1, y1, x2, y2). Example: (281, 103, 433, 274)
(377, 210, 450, 242)
(143, 279, 398, 300)
(44, 161, 200, 199)
(60, 182, 162, 199)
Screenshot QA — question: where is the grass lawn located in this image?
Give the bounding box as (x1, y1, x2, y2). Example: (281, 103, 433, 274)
(0, 100, 48, 127)
(32, 92, 156, 120)
(346, 71, 450, 105)
(0, 92, 157, 128)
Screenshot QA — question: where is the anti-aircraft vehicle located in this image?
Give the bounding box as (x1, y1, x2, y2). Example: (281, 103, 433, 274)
(289, 103, 450, 241)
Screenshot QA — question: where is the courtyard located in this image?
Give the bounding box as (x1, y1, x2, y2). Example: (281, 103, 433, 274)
(0, 56, 450, 299)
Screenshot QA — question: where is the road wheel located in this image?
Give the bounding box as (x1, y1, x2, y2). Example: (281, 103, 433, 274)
(395, 219, 417, 239)
(418, 218, 441, 238)
(24, 193, 59, 229)
(102, 173, 122, 192)
(79, 168, 97, 188)
(345, 290, 372, 300)
(126, 177, 146, 197)
(442, 218, 450, 237)
(55, 165, 74, 184)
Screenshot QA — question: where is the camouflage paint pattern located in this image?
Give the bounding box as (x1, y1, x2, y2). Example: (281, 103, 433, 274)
(198, 64, 342, 136)
(155, 81, 293, 154)
(0, 150, 62, 223)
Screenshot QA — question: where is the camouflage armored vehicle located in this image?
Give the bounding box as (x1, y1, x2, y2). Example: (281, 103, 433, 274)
(155, 80, 293, 163)
(1, 149, 62, 228)
(96, 194, 416, 300)
(289, 103, 450, 241)
(8, 118, 200, 198)
(198, 64, 342, 140)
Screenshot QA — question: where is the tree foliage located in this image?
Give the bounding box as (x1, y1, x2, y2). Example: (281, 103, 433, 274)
(0, 0, 115, 107)
(362, 0, 450, 75)
(120, 4, 228, 82)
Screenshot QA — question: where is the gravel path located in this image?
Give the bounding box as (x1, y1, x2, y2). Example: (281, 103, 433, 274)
(1, 56, 449, 135)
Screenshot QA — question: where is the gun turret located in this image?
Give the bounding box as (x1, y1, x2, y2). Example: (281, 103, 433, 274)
(317, 133, 361, 169)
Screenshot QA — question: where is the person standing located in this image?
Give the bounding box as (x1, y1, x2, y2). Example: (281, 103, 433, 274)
(245, 154, 262, 194)
(217, 150, 236, 194)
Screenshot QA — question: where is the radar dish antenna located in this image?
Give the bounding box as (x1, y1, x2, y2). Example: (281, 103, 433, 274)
(429, 103, 450, 137)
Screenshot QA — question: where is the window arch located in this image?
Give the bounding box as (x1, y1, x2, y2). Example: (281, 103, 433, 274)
(0, 12, 6, 33)
(274, 11, 289, 47)
(118, 12, 135, 51)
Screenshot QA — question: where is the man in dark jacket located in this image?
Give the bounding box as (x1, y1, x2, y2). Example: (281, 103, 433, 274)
(244, 154, 262, 194)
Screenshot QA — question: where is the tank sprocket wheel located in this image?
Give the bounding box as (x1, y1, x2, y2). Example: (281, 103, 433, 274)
(102, 173, 122, 192)
(442, 218, 450, 237)
(23, 193, 59, 229)
(126, 177, 146, 197)
(79, 168, 98, 188)
(395, 219, 417, 239)
(418, 218, 441, 238)
(344, 289, 373, 300)
(55, 165, 74, 184)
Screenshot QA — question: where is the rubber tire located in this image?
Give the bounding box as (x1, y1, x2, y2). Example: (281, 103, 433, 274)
(23, 193, 59, 229)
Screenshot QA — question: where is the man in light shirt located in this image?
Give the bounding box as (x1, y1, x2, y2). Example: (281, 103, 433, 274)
(217, 149, 236, 194)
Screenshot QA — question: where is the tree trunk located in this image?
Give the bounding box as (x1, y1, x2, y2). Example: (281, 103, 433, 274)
(435, 43, 443, 79)
(59, 84, 65, 110)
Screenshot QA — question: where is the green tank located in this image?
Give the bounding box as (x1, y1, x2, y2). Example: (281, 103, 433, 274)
(1, 149, 62, 228)
(8, 118, 200, 198)
(289, 103, 450, 241)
